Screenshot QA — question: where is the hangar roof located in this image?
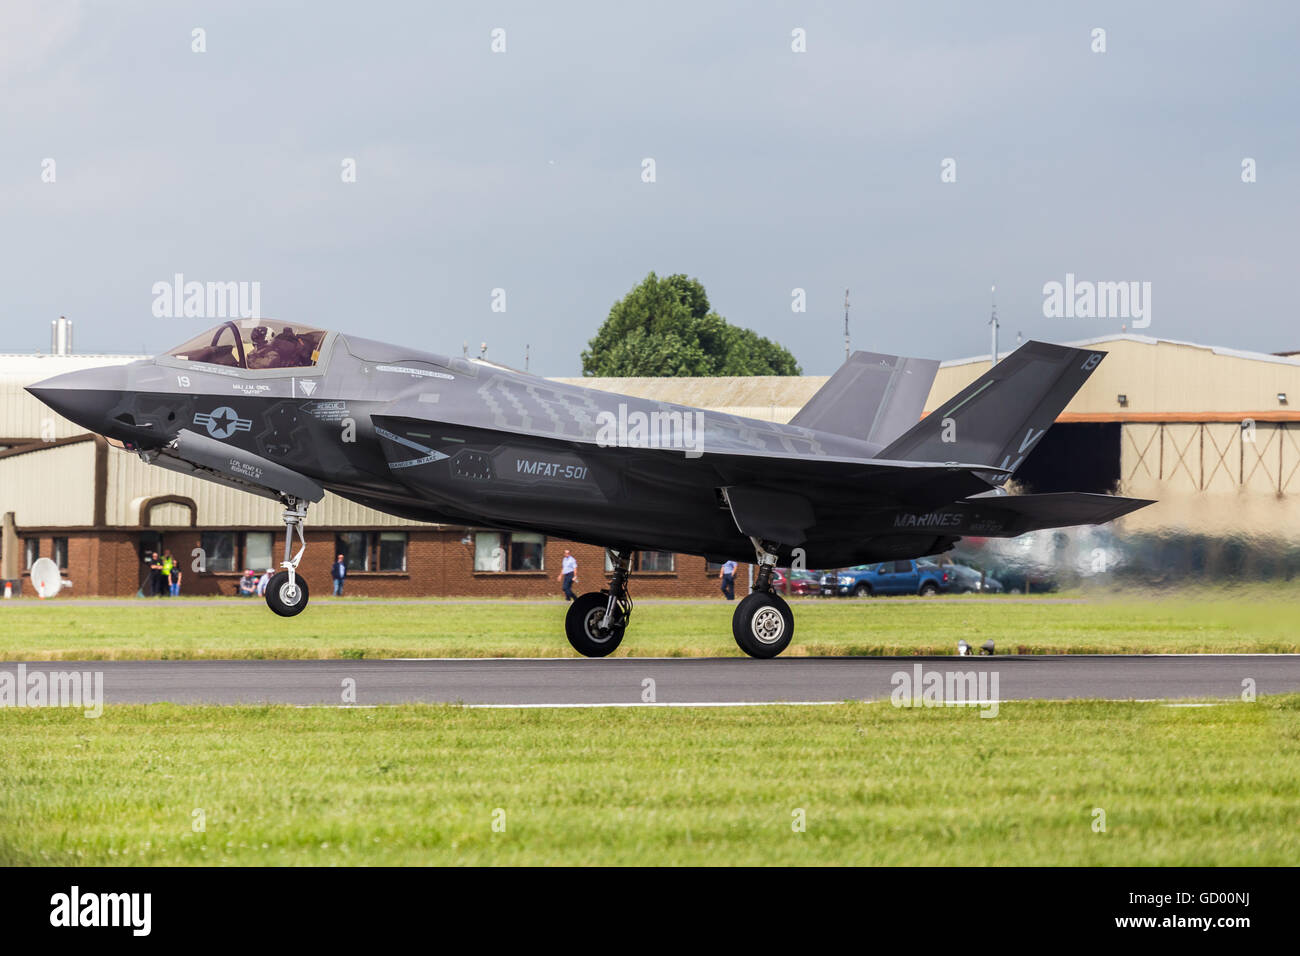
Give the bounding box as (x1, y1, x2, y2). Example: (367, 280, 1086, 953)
(556, 334, 1300, 424)
(945, 334, 1300, 370)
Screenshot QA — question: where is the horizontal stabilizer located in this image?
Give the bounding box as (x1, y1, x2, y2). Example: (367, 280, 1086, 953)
(790, 350, 939, 447)
(963, 491, 1153, 533)
(881, 341, 1108, 476)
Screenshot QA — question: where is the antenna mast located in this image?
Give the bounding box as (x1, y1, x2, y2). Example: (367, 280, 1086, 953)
(843, 288, 851, 360)
(989, 284, 999, 365)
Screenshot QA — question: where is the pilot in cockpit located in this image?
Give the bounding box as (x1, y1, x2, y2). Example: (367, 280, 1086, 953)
(247, 325, 305, 369)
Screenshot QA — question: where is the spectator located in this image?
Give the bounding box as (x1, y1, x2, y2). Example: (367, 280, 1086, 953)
(237, 570, 258, 597)
(159, 550, 175, 598)
(163, 549, 182, 596)
(140, 550, 157, 597)
(331, 553, 347, 596)
(719, 559, 738, 601)
(257, 568, 273, 597)
(557, 549, 577, 601)
(149, 551, 165, 597)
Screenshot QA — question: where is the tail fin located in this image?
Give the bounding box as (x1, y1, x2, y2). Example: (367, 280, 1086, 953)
(789, 350, 939, 447)
(880, 341, 1106, 475)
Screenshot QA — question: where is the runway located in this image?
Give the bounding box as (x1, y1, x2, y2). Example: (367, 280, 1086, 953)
(5, 655, 1299, 707)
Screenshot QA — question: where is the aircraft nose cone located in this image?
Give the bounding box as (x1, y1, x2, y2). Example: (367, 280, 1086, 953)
(26, 365, 130, 434)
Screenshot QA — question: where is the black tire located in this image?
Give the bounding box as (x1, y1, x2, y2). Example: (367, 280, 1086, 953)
(732, 591, 794, 659)
(565, 591, 626, 657)
(852, 582, 873, 597)
(919, 582, 939, 597)
(266, 570, 309, 617)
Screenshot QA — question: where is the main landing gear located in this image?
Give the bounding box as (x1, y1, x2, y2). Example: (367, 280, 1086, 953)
(565, 549, 634, 657)
(562, 540, 795, 659)
(266, 496, 310, 617)
(731, 537, 793, 659)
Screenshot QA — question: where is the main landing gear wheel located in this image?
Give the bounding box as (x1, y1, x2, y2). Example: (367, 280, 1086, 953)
(566, 591, 626, 657)
(266, 570, 309, 617)
(733, 591, 794, 659)
(564, 548, 635, 657)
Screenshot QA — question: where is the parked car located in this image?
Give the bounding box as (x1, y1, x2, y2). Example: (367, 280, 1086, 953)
(819, 559, 952, 597)
(944, 562, 1004, 594)
(774, 568, 822, 596)
(980, 564, 1059, 594)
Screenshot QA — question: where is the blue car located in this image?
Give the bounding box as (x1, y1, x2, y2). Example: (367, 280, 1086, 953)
(819, 559, 951, 597)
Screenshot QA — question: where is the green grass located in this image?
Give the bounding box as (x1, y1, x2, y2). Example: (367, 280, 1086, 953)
(1, 590, 1299, 659)
(2, 696, 1298, 865)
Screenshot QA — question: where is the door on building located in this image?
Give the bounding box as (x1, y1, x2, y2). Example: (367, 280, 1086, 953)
(138, 531, 162, 596)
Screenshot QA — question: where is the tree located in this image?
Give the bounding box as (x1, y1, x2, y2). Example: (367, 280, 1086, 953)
(581, 272, 801, 377)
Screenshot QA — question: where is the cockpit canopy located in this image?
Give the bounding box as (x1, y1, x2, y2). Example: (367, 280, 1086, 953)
(165, 319, 327, 370)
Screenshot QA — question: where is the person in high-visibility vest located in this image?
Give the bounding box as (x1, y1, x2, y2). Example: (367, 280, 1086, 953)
(160, 551, 175, 598)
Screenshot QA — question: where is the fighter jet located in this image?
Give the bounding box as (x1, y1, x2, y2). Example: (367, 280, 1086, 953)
(28, 319, 1151, 658)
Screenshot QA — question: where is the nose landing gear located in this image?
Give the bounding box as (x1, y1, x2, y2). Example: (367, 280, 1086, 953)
(565, 549, 634, 657)
(732, 537, 794, 659)
(266, 496, 310, 617)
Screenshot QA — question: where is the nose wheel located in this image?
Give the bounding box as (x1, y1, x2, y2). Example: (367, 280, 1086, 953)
(266, 571, 310, 616)
(731, 537, 795, 658)
(733, 591, 793, 658)
(266, 496, 310, 617)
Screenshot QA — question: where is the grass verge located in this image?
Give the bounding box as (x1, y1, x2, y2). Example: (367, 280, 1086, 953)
(1, 591, 1298, 660)
(2, 695, 1297, 865)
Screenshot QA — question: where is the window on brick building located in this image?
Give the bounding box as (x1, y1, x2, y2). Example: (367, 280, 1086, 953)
(200, 532, 236, 572)
(52, 537, 69, 570)
(24, 538, 40, 570)
(245, 532, 274, 571)
(335, 532, 369, 571)
(605, 551, 675, 572)
(510, 533, 545, 571)
(376, 532, 407, 571)
(474, 532, 505, 571)
(474, 531, 544, 571)
(637, 551, 674, 572)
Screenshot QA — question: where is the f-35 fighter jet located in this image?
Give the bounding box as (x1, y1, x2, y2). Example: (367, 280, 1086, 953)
(28, 319, 1151, 658)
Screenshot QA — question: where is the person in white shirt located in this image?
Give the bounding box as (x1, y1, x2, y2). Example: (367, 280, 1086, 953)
(719, 559, 738, 601)
(257, 568, 273, 597)
(558, 550, 578, 601)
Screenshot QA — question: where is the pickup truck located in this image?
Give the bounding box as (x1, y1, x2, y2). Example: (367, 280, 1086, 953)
(819, 559, 951, 597)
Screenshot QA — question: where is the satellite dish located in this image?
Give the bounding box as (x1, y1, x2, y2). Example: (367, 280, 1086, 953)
(29, 557, 61, 599)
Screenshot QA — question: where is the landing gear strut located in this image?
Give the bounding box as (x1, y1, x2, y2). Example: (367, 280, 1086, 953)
(266, 496, 310, 617)
(732, 537, 794, 659)
(565, 549, 634, 657)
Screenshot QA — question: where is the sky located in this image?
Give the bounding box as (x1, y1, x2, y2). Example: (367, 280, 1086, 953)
(2, 1, 1297, 375)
